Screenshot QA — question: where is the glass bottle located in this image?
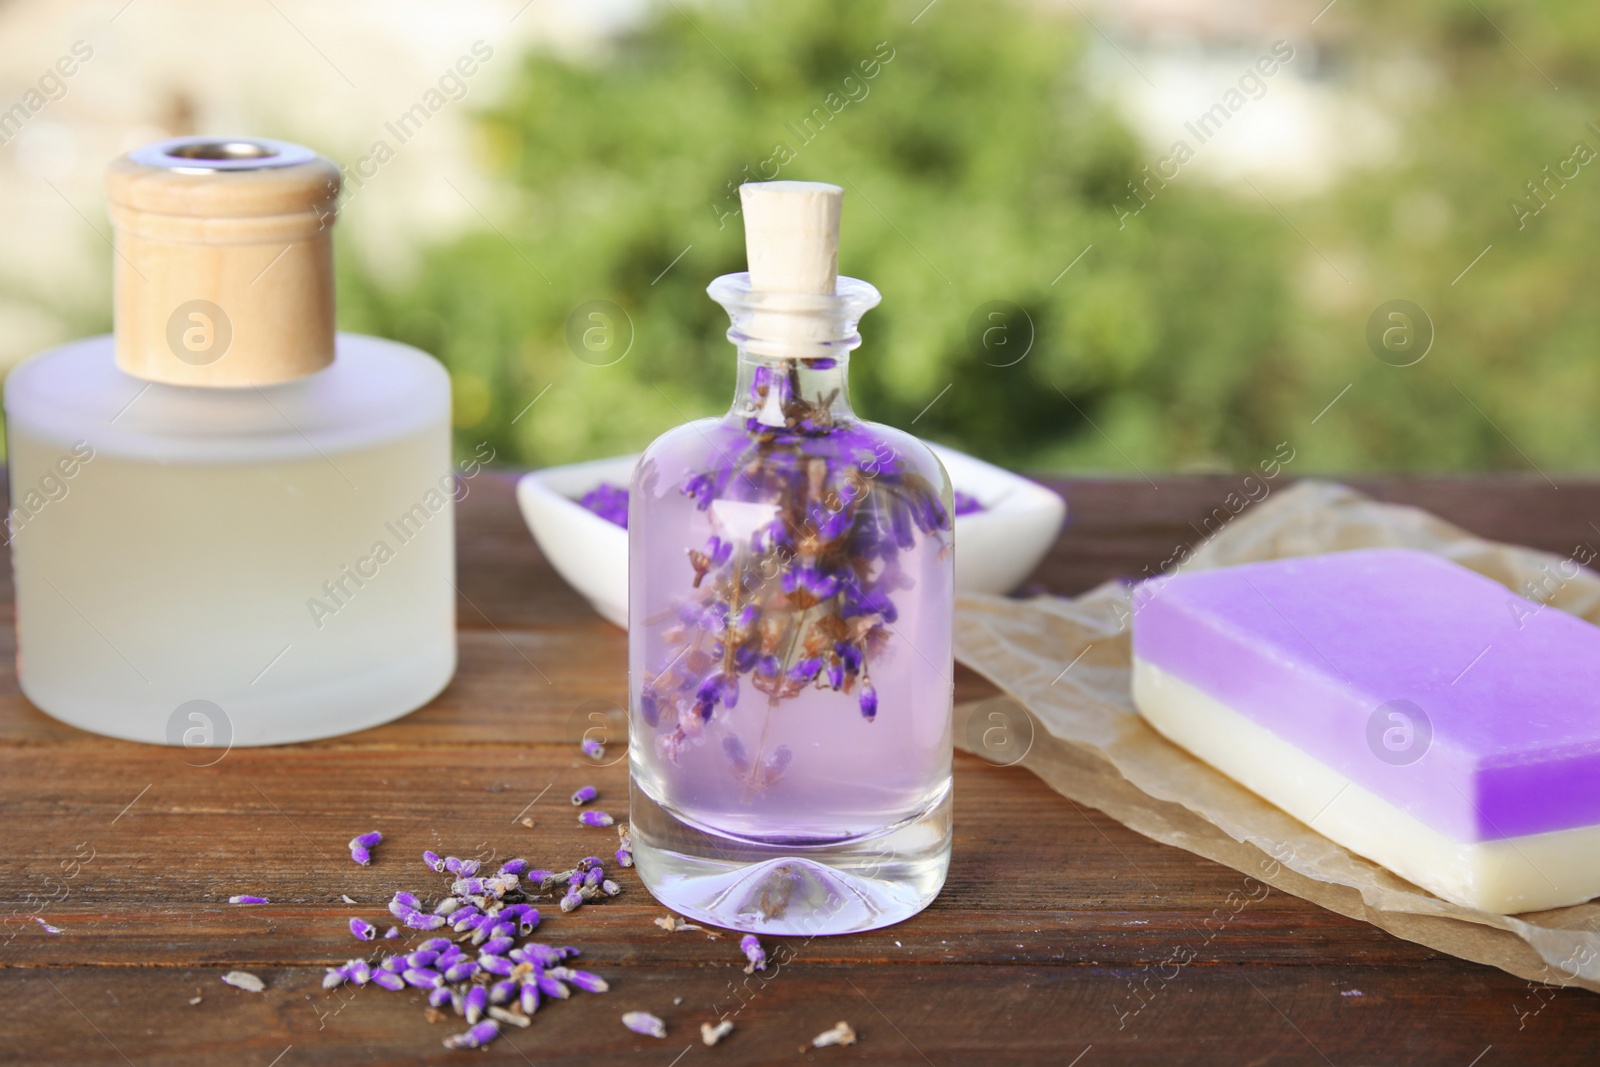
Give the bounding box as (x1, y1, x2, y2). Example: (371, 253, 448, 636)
(4, 136, 455, 748)
(628, 182, 954, 934)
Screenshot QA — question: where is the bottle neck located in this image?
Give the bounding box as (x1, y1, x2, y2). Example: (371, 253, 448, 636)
(707, 271, 879, 433)
(731, 350, 853, 429)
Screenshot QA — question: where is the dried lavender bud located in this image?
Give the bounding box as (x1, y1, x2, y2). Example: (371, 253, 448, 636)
(488, 1006, 532, 1029)
(347, 960, 372, 986)
(481, 935, 514, 956)
(498, 858, 529, 876)
(433, 897, 462, 917)
(859, 682, 878, 721)
(451, 908, 485, 932)
(581, 738, 605, 760)
(404, 912, 445, 931)
(389, 892, 421, 918)
(370, 971, 405, 992)
(615, 848, 634, 868)
(560, 889, 583, 913)
(452, 877, 487, 897)
(577, 884, 603, 903)
(428, 987, 453, 1009)
(423, 850, 445, 872)
(500, 904, 539, 935)
(441, 1020, 499, 1050)
(560, 946, 581, 959)
(513, 943, 564, 968)
(527, 869, 557, 886)
(488, 979, 518, 1006)
(565, 970, 610, 994)
(403, 968, 443, 990)
(221, 971, 265, 993)
(349, 918, 377, 941)
(584, 867, 605, 888)
(419, 937, 451, 952)
(654, 916, 703, 933)
(407, 949, 440, 969)
(622, 1011, 667, 1038)
(443, 960, 479, 984)
(485, 874, 520, 896)
(579, 811, 615, 828)
(349, 845, 372, 866)
(383, 927, 400, 939)
(701, 1019, 734, 1046)
(322, 965, 349, 990)
(479, 954, 514, 977)
(348, 831, 382, 865)
(519, 981, 540, 1016)
(340, 894, 358, 904)
(812, 1021, 857, 1047)
(602, 880, 622, 897)
(444, 857, 481, 877)
(379, 955, 406, 974)
(536, 973, 571, 1000)
(570, 786, 598, 806)
(740, 934, 767, 974)
(464, 984, 488, 1024)
(228, 895, 269, 905)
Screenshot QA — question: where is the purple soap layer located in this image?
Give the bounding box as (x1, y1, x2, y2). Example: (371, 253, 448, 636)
(1132, 548, 1600, 842)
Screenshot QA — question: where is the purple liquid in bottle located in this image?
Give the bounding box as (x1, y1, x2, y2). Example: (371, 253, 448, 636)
(628, 271, 954, 934)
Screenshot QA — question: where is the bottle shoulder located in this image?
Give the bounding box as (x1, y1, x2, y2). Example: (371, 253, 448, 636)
(5, 333, 449, 462)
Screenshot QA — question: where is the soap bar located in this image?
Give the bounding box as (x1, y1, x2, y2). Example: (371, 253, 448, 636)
(1131, 547, 1600, 913)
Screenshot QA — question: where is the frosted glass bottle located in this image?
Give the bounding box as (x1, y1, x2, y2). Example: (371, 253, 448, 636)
(628, 182, 954, 934)
(4, 137, 455, 747)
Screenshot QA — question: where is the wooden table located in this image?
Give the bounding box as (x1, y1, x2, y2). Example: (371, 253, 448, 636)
(6, 472, 1600, 1065)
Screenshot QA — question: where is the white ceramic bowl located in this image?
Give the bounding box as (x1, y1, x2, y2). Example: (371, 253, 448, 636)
(516, 444, 1066, 628)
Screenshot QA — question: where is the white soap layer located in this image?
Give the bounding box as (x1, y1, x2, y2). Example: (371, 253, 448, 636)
(1132, 657, 1600, 914)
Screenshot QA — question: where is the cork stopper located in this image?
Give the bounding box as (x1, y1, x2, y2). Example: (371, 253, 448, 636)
(106, 136, 342, 387)
(739, 181, 842, 295)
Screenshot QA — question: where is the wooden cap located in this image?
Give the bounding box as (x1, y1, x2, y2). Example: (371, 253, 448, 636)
(107, 136, 342, 386)
(739, 181, 842, 295)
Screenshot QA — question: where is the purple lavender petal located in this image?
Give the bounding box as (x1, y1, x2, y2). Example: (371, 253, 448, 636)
(479, 954, 514, 977)
(419, 937, 451, 952)
(762, 745, 793, 784)
(740, 934, 768, 973)
(404, 912, 445, 931)
(228, 895, 269, 905)
(443, 856, 481, 877)
(584, 867, 605, 888)
(348, 845, 371, 866)
(579, 810, 615, 828)
(615, 847, 634, 868)
(498, 858, 529, 876)
(488, 979, 518, 1005)
(566, 969, 610, 993)
(520, 981, 541, 1016)
(348, 918, 376, 941)
(859, 682, 878, 721)
(390, 891, 421, 913)
(422, 850, 445, 872)
(481, 935, 514, 956)
(443, 960, 479, 983)
(406, 948, 440, 969)
(346, 960, 372, 986)
(350, 830, 382, 849)
(952, 490, 985, 516)
(428, 986, 453, 1009)
(464, 984, 488, 1024)
(581, 737, 605, 760)
(403, 968, 443, 990)
(452, 877, 487, 897)
(322, 965, 349, 990)
(536, 973, 571, 999)
(518, 943, 565, 968)
(442, 1019, 500, 1050)
(383, 926, 399, 939)
(570, 785, 598, 806)
(370, 971, 405, 992)
(622, 1011, 667, 1038)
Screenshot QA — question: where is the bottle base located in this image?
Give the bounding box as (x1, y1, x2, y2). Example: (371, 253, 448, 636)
(628, 777, 952, 935)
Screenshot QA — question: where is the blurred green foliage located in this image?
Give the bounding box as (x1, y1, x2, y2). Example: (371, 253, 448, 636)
(337, 0, 1600, 474)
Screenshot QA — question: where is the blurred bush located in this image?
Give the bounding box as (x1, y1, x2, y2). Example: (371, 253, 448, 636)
(337, 0, 1600, 474)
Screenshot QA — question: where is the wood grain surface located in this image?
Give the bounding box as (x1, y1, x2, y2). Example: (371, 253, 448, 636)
(4, 470, 1600, 1066)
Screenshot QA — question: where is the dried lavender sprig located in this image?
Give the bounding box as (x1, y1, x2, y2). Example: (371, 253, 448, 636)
(622, 1011, 667, 1038)
(228, 895, 269, 905)
(349, 918, 376, 941)
(442, 1020, 499, 1050)
(579, 811, 615, 828)
(740, 934, 767, 974)
(570, 786, 598, 806)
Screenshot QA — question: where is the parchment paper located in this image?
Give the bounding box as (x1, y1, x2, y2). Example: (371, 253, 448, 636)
(952, 480, 1600, 992)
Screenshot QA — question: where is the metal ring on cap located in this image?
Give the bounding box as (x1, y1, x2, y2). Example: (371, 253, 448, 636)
(127, 136, 317, 174)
